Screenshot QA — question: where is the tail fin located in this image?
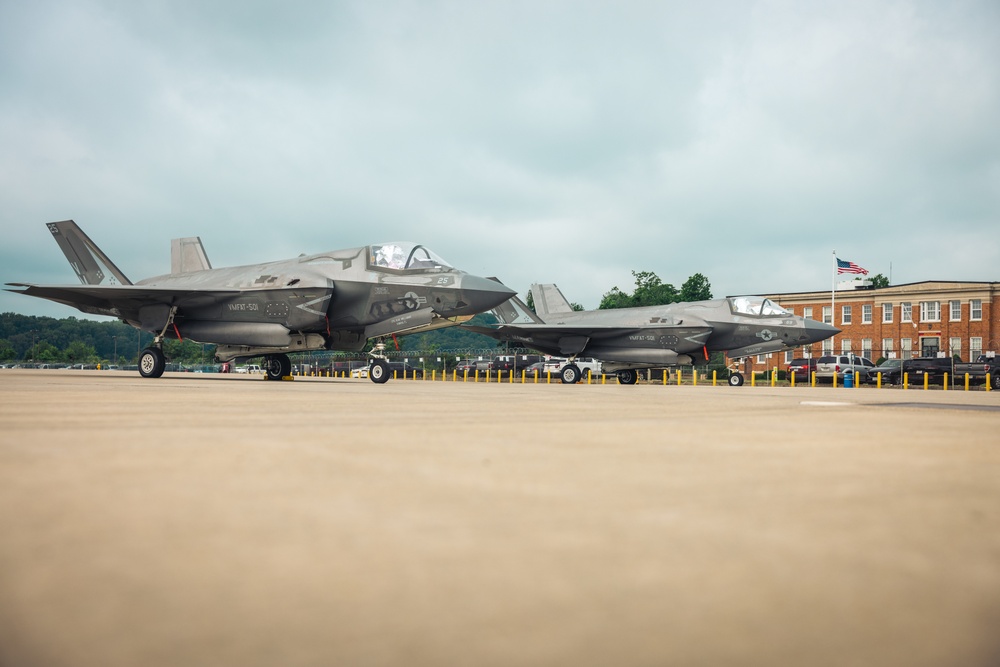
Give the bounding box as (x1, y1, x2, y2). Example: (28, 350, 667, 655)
(171, 237, 212, 273)
(530, 283, 574, 316)
(46, 220, 132, 285)
(492, 294, 545, 325)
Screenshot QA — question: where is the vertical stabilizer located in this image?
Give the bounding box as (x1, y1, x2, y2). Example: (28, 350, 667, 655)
(492, 294, 545, 324)
(530, 283, 574, 316)
(171, 237, 212, 274)
(46, 220, 132, 285)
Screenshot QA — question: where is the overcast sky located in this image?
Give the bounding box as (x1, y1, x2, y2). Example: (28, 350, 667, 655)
(2, 0, 998, 318)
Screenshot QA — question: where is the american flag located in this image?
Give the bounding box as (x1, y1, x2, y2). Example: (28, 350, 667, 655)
(836, 258, 868, 275)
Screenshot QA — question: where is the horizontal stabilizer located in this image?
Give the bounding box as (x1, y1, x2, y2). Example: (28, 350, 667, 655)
(46, 220, 132, 285)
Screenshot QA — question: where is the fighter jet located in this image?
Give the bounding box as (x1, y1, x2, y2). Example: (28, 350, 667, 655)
(6, 220, 514, 382)
(468, 283, 839, 385)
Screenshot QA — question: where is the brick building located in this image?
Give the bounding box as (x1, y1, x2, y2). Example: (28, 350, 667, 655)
(747, 280, 999, 372)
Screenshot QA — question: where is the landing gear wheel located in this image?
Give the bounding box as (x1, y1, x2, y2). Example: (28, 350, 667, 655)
(264, 354, 291, 381)
(369, 359, 390, 384)
(138, 347, 166, 378)
(617, 369, 638, 385)
(728, 372, 744, 386)
(560, 364, 581, 384)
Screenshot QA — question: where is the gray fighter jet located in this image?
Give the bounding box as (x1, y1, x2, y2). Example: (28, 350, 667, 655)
(6, 220, 514, 382)
(468, 283, 839, 385)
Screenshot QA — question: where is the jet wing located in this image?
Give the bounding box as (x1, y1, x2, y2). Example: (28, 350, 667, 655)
(5, 283, 243, 318)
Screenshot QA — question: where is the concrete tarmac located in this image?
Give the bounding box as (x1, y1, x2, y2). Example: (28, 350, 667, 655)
(1, 369, 999, 667)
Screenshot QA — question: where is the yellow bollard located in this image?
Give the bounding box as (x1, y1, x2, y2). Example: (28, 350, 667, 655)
(432, 370, 437, 382)
(877, 372, 882, 389)
(751, 372, 756, 387)
(463, 369, 468, 382)
(664, 370, 669, 386)
(475, 370, 479, 383)
(790, 371, 795, 388)
(693, 371, 698, 387)
(987, 373, 992, 391)
(547, 371, 551, 384)
(522, 369, 526, 384)
(943, 372, 948, 391)
(904, 372, 909, 390)
(811, 371, 816, 387)
(534, 371, 538, 384)
(924, 373, 929, 390)
(965, 373, 970, 391)
(833, 372, 837, 388)
(587, 371, 591, 385)
(712, 370, 717, 386)
(601, 373, 605, 385)
(854, 371, 859, 388)
(771, 369, 776, 387)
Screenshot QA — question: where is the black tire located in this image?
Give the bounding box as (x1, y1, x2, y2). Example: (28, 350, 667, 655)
(369, 359, 390, 384)
(560, 364, 581, 384)
(138, 347, 166, 379)
(728, 372, 744, 387)
(617, 369, 638, 385)
(264, 354, 291, 381)
(992, 373, 1000, 391)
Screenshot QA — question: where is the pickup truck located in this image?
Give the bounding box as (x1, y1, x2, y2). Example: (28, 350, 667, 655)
(954, 355, 1000, 389)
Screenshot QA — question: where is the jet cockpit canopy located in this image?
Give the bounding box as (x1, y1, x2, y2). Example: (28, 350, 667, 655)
(729, 296, 791, 317)
(368, 243, 453, 272)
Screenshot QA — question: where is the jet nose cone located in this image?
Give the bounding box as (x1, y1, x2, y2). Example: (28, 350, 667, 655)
(803, 319, 841, 344)
(456, 275, 517, 316)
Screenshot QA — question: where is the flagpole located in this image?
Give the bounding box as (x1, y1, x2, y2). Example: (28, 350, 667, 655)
(831, 250, 836, 350)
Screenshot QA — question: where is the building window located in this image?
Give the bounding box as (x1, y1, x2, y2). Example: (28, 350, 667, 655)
(822, 339, 833, 355)
(862, 304, 872, 324)
(841, 339, 852, 355)
(950, 300, 961, 321)
(949, 338, 961, 359)
(901, 338, 912, 360)
(882, 303, 893, 323)
(785, 350, 793, 364)
(803, 307, 813, 320)
(901, 302, 912, 322)
(971, 299, 982, 321)
(862, 338, 872, 360)
(757, 354, 767, 363)
(822, 306, 832, 324)
(841, 305, 852, 325)
(920, 301, 940, 322)
(882, 338, 894, 358)
(971, 337, 983, 360)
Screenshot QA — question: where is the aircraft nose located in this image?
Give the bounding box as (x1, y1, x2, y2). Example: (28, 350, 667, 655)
(456, 275, 516, 316)
(803, 319, 840, 344)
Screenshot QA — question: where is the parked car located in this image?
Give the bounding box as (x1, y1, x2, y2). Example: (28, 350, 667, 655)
(787, 358, 817, 383)
(523, 361, 547, 377)
(865, 358, 907, 385)
(814, 355, 876, 383)
(543, 357, 603, 380)
(904, 357, 956, 385)
(954, 354, 1000, 389)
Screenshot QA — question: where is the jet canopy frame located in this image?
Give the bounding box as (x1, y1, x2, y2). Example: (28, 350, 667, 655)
(367, 243, 453, 273)
(728, 296, 791, 317)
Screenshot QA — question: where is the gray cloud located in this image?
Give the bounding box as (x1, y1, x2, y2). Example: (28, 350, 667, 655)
(2, 0, 997, 319)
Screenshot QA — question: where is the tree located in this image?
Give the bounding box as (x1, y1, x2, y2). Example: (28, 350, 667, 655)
(599, 270, 710, 309)
(679, 273, 712, 302)
(870, 273, 890, 289)
(64, 341, 97, 364)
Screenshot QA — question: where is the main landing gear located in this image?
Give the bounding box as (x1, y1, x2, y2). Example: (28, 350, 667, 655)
(139, 347, 166, 378)
(728, 372, 745, 386)
(138, 306, 178, 378)
(367, 341, 391, 384)
(616, 369, 638, 385)
(263, 353, 292, 381)
(560, 363, 582, 384)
